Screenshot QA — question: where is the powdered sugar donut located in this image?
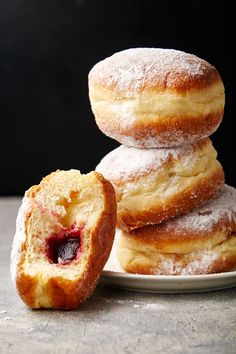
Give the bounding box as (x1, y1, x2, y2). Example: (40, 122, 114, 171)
(117, 185, 236, 275)
(96, 138, 224, 230)
(11, 169, 116, 309)
(89, 48, 225, 148)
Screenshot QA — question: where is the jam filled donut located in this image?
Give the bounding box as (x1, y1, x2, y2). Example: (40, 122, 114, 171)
(11, 169, 116, 309)
(89, 48, 225, 148)
(116, 185, 236, 275)
(96, 138, 224, 230)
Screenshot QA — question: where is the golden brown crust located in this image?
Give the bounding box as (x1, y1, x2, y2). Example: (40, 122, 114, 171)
(95, 110, 223, 148)
(14, 171, 117, 310)
(16, 274, 37, 309)
(127, 221, 235, 248)
(117, 167, 224, 230)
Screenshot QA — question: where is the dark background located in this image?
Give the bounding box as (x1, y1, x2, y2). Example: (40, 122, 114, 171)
(0, 0, 235, 195)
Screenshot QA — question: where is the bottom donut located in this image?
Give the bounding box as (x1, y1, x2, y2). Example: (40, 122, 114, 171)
(116, 185, 236, 275)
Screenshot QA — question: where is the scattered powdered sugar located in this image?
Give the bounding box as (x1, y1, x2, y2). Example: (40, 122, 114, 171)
(96, 139, 206, 181)
(3, 316, 12, 321)
(100, 298, 165, 310)
(133, 303, 165, 310)
(165, 184, 236, 233)
(142, 303, 165, 310)
(89, 48, 215, 95)
(10, 197, 31, 287)
(0, 310, 7, 315)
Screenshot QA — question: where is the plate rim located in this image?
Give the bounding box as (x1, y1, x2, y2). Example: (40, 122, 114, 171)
(101, 269, 236, 282)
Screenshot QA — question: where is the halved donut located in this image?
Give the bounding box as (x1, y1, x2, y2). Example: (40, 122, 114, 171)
(11, 169, 116, 309)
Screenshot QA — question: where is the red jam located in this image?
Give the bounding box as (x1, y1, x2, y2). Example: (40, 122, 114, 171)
(45, 224, 83, 265)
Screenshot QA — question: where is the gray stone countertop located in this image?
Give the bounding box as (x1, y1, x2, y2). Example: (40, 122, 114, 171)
(0, 197, 236, 354)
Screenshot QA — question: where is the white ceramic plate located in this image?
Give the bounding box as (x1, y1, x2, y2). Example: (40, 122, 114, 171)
(100, 269, 236, 293)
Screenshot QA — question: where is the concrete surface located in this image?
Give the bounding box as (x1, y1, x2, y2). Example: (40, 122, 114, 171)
(0, 197, 236, 354)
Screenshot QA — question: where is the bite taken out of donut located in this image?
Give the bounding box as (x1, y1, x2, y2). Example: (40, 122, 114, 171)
(89, 48, 225, 148)
(11, 169, 116, 309)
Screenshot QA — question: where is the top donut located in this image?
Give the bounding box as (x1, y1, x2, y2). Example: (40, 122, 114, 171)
(89, 48, 225, 148)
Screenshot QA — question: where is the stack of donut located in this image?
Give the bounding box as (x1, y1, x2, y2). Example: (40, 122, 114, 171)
(89, 48, 236, 275)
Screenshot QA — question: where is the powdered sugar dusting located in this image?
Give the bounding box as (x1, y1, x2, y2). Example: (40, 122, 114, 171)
(96, 139, 207, 181)
(10, 197, 31, 287)
(165, 185, 236, 234)
(89, 48, 216, 95)
(104, 237, 231, 276)
(134, 303, 166, 310)
(159, 251, 219, 275)
(108, 129, 211, 149)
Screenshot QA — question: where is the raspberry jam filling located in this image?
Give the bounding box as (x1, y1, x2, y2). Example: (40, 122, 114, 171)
(45, 224, 83, 265)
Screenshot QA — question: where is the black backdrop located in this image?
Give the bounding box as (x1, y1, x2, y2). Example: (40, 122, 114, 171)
(0, 0, 235, 195)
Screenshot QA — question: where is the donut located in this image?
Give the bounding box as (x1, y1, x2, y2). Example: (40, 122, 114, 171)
(10, 169, 116, 309)
(96, 138, 224, 230)
(88, 48, 225, 148)
(116, 185, 236, 275)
